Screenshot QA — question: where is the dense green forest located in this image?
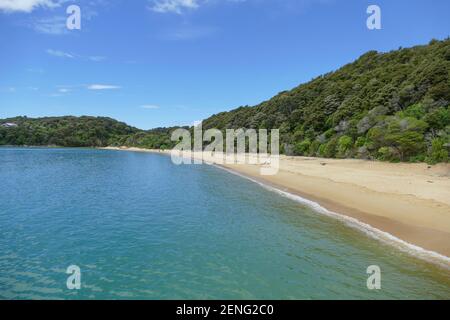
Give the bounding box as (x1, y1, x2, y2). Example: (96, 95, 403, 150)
(1, 39, 449, 163)
(0, 116, 140, 147)
(0, 115, 181, 149)
(201, 39, 450, 163)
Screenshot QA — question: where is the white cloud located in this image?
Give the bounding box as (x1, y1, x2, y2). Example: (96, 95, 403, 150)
(58, 88, 70, 93)
(0, 86, 16, 93)
(149, 0, 246, 14)
(87, 84, 121, 90)
(33, 15, 67, 35)
(149, 0, 200, 14)
(0, 0, 60, 13)
(89, 56, 106, 62)
(140, 105, 160, 109)
(46, 49, 74, 58)
(46, 50, 107, 62)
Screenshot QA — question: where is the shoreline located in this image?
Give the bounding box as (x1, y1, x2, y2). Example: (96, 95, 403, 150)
(100, 147, 450, 267)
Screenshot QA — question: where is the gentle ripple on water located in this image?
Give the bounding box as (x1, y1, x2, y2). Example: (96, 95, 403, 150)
(0, 147, 449, 299)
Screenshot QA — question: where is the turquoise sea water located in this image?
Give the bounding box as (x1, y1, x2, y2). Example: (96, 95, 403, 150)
(0, 147, 449, 299)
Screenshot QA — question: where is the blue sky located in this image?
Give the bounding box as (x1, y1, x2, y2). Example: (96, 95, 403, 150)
(0, 0, 449, 129)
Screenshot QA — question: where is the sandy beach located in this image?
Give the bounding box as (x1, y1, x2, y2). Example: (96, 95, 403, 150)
(102, 147, 450, 260)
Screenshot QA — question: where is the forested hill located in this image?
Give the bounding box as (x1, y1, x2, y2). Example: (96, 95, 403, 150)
(202, 38, 450, 163)
(1, 39, 449, 163)
(0, 115, 181, 148)
(0, 116, 141, 147)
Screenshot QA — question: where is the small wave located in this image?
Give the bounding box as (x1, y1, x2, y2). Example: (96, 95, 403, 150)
(215, 165, 450, 270)
(108, 149, 450, 269)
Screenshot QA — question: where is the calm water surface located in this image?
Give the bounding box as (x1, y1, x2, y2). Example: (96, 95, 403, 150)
(0, 147, 449, 299)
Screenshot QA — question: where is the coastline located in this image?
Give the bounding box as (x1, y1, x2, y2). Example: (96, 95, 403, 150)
(101, 146, 450, 266)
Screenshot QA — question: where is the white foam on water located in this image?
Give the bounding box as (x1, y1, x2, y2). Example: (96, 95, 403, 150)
(216, 165, 450, 270)
(107, 148, 450, 270)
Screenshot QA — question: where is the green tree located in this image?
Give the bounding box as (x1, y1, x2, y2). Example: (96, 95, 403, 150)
(337, 135, 353, 158)
(295, 139, 311, 155)
(427, 138, 449, 164)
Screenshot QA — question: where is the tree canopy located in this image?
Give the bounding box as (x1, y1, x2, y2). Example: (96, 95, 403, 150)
(1, 39, 449, 163)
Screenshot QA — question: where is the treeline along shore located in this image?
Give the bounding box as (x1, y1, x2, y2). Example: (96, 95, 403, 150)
(1, 39, 449, 164)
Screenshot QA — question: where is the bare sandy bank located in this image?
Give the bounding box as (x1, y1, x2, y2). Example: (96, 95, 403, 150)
(101, 147, 450, 260)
